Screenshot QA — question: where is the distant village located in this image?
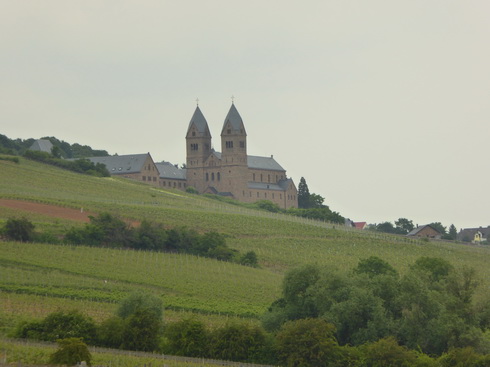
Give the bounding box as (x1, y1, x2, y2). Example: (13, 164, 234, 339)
(26, 103, 488, 245)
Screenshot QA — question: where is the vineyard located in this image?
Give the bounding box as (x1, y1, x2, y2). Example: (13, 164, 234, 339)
(2, 157, 490, 364)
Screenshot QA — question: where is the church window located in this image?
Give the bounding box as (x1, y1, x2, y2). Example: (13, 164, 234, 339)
(192, 131, 196, 136)
(206, 173, 209, 181)
(226, 141, 233, 149)
(178, 182, 181, 188)
(211, 172, 215, 181)
(253, 173, 255, 181)
(217, 172, 221, 181)
(260, 174, 263, 182)
(249, 192, 252, 197)
(163, 181, 166, 187)
(272, 193, 275, 199)
(191, 143, 198, 151)
(257, 192, 259, 197)
(142, 176, 146, 181)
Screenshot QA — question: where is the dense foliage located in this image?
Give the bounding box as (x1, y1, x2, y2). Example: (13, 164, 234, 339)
(23, 150, 110, 177)
(64, 213, 258, 265)
(0, 134, 109, 158)
(262, 257, 490, 357)
(49, 338, 92, 366)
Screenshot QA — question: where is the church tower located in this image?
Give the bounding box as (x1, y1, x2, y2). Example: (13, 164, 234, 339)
(185, 105, 212, 191)
(220, 103, 248, 193)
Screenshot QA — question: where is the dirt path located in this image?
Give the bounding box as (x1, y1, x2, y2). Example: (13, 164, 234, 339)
(0, 199, 94, 222)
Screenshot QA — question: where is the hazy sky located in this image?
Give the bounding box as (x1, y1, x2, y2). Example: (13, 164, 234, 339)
(1, 1, 489, 230)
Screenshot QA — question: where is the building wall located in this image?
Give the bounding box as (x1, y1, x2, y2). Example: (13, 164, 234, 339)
(416, 226, 441, 238)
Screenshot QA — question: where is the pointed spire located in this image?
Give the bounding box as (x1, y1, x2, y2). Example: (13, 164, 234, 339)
(221, 103, 246, 135)
(187, 105, 211, 136)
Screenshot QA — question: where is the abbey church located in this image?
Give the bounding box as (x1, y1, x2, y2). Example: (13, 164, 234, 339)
(185, 103, 298, 209)
(84, 103, 298, 209)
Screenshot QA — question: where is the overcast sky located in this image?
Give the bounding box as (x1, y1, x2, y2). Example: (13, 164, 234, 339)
(1, 1, 489, 230)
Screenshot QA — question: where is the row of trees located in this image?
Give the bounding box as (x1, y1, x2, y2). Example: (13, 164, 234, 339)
(23, 150, 110, 177)
(1, 214, 258, 266)
(262, 257, 490, 358)
(0, 134, 109, 158)
(373, 218, 458, 239)
(252, 176, 345, 224)
(14, 291, 490, 366)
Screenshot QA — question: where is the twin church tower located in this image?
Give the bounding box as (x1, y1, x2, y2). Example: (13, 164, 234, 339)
(185, 102, 298, 209)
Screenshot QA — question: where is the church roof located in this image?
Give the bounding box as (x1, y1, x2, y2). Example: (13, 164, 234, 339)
(210, 151, 285, 172)
(86, 154, 150, 174)
(221, 103, 246, 135)
(29, 139, 53, 153)
(248, 155, 285, 171)
(156, 161, 186, 180)
(187, 106, 211, 135)
(248, 178, 293, 191)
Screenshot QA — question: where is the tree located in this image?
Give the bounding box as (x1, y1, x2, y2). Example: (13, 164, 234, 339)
(446, 224, 458, 241)
(49, 338, 92, 366)
(362, 337, 419, 367)
(430, 222, 447, 235)
(121, 308, 161, 352)
(308, 193, 325, 209)
(117, 292, 163, 322)
(298, 177, 310, 209)
(375, 222, 396, 234)
(3, 217, 35, 242)
(395, 218, 414, 235)
(355, 256, 398, 278)
(117, 292, 164, 352)
(209, 322, 272, 363)
(276, 318, 342, 367)
(163, 317, 209, 357)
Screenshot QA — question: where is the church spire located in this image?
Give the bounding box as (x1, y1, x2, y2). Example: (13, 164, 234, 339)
(187, 105, 211, 138)
(221, 103, 246, 136)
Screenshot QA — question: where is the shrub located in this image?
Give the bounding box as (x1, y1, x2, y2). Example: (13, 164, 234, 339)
(49, 337, 92, 366)
(3, 217, 35, 242)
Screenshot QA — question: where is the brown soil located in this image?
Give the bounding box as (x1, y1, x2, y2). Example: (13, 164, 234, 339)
(0, 199, 94, 222)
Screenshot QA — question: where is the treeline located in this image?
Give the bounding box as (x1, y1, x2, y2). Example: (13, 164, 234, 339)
(0, 134, 109, 158)
(13, 287, 490, 366)
(23, 150, 110, 177)
(261, 256, 490, 365)
(372, 218, 458, 239)
(1, 214, 258, 266)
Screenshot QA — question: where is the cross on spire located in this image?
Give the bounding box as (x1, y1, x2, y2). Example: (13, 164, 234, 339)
(196, 97, 199, 106)
(231, 95, 235, 104)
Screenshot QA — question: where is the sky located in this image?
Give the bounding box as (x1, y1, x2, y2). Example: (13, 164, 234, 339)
(1, 1, 489, 230)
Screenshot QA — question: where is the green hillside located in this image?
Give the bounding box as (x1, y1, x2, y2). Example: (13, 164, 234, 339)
(2, 156, 490, 330)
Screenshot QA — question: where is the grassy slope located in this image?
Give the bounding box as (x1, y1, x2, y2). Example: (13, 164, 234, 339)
(1, 157, 490, 329)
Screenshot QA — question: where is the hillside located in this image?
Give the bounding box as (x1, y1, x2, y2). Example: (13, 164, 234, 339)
(2, 156, 490, 329)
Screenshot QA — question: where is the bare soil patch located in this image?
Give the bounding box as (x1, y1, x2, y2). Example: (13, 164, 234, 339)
(0, 199, 94, 222)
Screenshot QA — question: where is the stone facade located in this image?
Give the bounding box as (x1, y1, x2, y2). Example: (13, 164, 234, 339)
(185, 103, 297, 209)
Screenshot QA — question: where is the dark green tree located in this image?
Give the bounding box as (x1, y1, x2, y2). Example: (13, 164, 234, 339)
(163, 317, 209, 357)
(49, 338, 92, 366)
(430, 222, 447, 235)
(121, 308, 161, 352)
(276, 318, 342, 367)
(209, 322, 273, 363)
(355, 256, 398, 278)
(375, 222, 397, 234)
(395, 218, 415, 234)
(447, 224, 458, 240)
(361, 337, 419, 367)
(3, 217, 35, 242)
(297, 177, 310, 209)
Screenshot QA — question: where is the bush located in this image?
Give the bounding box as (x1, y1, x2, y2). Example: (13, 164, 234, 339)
(15, 310, 97, 344)
(3, 217, 35, 242)
(49, 337, 92, 366)
(163, 317, 209, 357)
